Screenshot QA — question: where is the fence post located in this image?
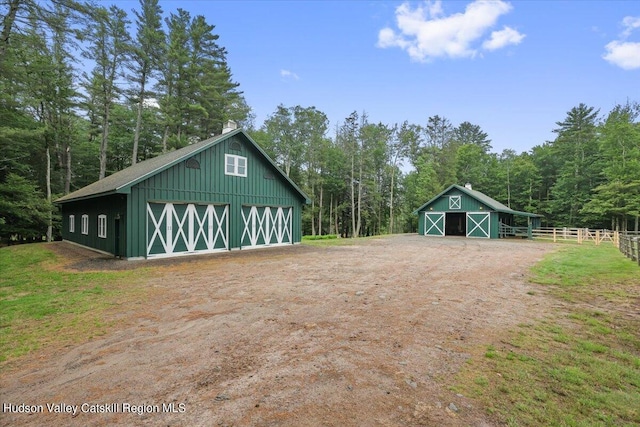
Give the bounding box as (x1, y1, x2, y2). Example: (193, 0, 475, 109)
(595, 230, 600, 246)
(614, 231, 619, 248)
(578, 228, 582, 244)
(553, 228, 557, 243)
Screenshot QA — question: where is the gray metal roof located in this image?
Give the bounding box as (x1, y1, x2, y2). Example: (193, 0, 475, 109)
(56, 129, 310, 204)
(413, 184, 541, 217)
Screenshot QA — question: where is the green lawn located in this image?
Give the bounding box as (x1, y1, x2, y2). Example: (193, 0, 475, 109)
(455, 244, 640, 426)
(0, 244, 149, 365)
(301, 234, 387, 247)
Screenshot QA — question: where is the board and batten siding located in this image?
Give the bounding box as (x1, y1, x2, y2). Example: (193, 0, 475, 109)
(61, 194, 127, 255)
(126, 134, 304, 258)
(424, 190, 492, 212)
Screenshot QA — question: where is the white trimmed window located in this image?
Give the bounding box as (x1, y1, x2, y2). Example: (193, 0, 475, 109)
(81, 214, 89, 235)
(225, 154, 247, 177)
(449, 196, 461, 210)
(69, 215, 75, 233)
(98, 214, 107, 238)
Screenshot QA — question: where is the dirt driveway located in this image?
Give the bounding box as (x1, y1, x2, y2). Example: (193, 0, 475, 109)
(1, 235, 556, 426)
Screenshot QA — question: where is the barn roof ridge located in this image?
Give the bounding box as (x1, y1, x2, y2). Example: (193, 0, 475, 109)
(413, 184, 541, 217)
(56, 129, 310, 204)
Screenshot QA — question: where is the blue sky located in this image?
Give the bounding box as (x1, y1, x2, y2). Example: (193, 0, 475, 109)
(145, 1, 638, 154)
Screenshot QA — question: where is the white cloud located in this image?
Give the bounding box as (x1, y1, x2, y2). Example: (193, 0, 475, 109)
(377, 0, 523, 62)
(482, 26, 525, 50)
(603, 16, 640, 70)
(280, 69, 299, 80)
(621, 16, 640, 38)
(603, 41, 640, 70)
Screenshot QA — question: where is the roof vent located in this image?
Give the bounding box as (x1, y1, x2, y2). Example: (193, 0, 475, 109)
(222, 120, 237, 134)
(465, 183, 472, 190)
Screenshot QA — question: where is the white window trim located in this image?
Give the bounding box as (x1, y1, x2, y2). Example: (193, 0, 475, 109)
(98, 214, 107, 238)
(225, 154, 247, 177)
(449, 195, 461, 210)
(69, 215, 75, 233)
(81, 214, 89, 235)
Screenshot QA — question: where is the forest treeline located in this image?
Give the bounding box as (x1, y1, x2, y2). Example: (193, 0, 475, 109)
(1, 0, 639, 243)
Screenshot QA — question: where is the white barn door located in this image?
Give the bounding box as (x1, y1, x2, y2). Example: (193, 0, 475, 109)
(466, 212, 490, 238)
(241, 206, 292, 248)
(147, 202, 228, 257)
(424, 212, 445, 236)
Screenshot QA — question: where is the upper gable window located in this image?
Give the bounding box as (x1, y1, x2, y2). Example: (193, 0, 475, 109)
(186, 157, 200, 169)
(449, 195, 461, 210)
(225, 154, 247, 177)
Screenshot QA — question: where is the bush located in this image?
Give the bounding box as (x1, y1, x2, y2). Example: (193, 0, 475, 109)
(302, 234, 338, 241)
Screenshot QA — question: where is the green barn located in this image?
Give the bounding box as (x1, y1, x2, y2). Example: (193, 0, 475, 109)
(56, 126, 309, 259)
(414, 184, 541, 239)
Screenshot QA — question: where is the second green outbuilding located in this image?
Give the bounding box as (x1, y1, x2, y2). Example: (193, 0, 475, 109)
(414, 184, 542, 239)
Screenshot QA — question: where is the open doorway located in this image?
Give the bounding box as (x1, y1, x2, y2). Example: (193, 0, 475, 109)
(445, 212, 466, 236)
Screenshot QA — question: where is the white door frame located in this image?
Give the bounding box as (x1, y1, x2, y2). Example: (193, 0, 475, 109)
(424, 212, 445, 236)
(466, 212, 490, 238)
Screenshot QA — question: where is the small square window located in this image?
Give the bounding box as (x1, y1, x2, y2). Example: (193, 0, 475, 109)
(81, 214, 89, 235)
(98, 214, 107, 238)
(449, 196, 461, 210)
(237, 157, 246, 175)
(225, 154, 247, 177)
(69, 215, 75, 233)
(226, 156, 235, 174)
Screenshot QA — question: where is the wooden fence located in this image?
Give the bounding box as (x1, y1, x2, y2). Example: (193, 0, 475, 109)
(532, 227, 619, 246)
(532, 228, 639, 266)
(499, 222, 531, 238)
(618, 233, 640, 266)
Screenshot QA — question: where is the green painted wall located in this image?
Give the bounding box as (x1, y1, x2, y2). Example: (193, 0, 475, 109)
(421, 189, 492, 212)
(127, 134, 304, 257)
(60, 195, 127, 254)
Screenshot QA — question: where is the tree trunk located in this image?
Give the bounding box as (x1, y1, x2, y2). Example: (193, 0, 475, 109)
(0, 0, 20, 66)
(65, 145, 71, 194)
(355, 158, 362, 238)
(389, 168, 395, 234)
(329, 193, 333, 235)
(334, 196, 339, 237)
(46, 146, 52, 242)
(162, 125, 169, 153)
(350, 151, 356, 238)
(506, 163, 511, 208)
(318, 185, 323, 236)
(98, 104, 110, 180)
(311, 184, 316, 236)
(132, 72, 146, 165)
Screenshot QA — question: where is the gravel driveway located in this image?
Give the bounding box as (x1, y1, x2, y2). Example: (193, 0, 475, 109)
(1, 235, 556, 426)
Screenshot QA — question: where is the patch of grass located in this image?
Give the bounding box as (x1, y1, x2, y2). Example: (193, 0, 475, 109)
(0, 244, 150, 365)
(301, 235, 384, 247)
(485, 345, 497, 359)
(455, 244, 640, 426)
(302, 234, 338, 241)
(530, 244, 638, 288)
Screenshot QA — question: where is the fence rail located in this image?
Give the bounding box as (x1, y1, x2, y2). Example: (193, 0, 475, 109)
(532, 227, 618, 246)
(531, 227, 639, 266)
(619, 234, 640, 266)
(499, 222, 531, 238)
